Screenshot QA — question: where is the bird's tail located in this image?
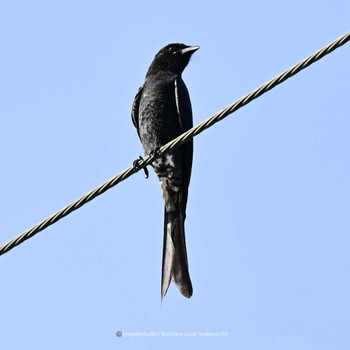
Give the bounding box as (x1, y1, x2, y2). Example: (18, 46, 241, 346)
(161, 191, 192, 299)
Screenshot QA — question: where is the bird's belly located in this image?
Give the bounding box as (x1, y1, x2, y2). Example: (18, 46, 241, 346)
(138, 105, 183, 190)
(139, 96, 179, 155)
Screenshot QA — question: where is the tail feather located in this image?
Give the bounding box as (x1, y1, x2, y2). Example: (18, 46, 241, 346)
(161, 194, 192, 299)
(161, 219, 175, 297)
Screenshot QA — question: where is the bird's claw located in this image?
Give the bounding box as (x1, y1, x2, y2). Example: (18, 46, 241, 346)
(149, 146, 161, 158)
(133, 156, 149, 179)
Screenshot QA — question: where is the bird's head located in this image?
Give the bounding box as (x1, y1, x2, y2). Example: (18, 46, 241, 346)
(146, 43, 199, 77)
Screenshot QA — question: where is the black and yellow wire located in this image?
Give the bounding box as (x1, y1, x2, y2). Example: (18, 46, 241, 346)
(1, 31, 349, 256)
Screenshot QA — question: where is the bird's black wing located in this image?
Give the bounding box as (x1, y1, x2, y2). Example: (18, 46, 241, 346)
(161, 77, 194, 298)
(131, 85, 143, 139)
(174, 77, 193, 212)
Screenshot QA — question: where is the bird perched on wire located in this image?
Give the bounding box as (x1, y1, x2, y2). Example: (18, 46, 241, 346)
(131, 43, 199, 299)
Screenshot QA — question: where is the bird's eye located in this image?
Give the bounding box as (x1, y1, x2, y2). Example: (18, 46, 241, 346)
(168, 46, 177, 54)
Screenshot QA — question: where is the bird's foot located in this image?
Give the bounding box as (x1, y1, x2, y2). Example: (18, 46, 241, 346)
(149, 146, 161, 158)
(133, 156, 149, 179)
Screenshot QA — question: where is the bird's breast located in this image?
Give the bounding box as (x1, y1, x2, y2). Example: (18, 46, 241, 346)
(138, 81, 180, 155)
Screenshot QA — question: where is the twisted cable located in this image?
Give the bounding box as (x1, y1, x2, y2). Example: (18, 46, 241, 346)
(1, 31, 349, 256)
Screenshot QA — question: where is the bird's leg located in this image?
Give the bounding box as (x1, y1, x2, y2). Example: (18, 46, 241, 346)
(132, 146, 160, 179)
(149, 146, 161, 158)
(133, 156, 149, 179)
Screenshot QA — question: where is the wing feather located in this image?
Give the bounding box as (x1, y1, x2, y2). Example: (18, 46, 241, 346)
(174, 77, 193, 213)
(131, 85, 143, 139)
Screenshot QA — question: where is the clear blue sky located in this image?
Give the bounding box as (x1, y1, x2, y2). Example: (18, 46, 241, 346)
(1, 1, 349, 349)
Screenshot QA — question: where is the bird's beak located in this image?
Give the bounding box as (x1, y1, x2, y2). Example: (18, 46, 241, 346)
(180, 46, 200, 55)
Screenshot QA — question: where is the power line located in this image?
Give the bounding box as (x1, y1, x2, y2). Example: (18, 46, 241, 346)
(1, 31, 349, 257)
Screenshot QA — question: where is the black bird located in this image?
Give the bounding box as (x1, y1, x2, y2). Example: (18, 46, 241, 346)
(132, 43, 199, 299)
